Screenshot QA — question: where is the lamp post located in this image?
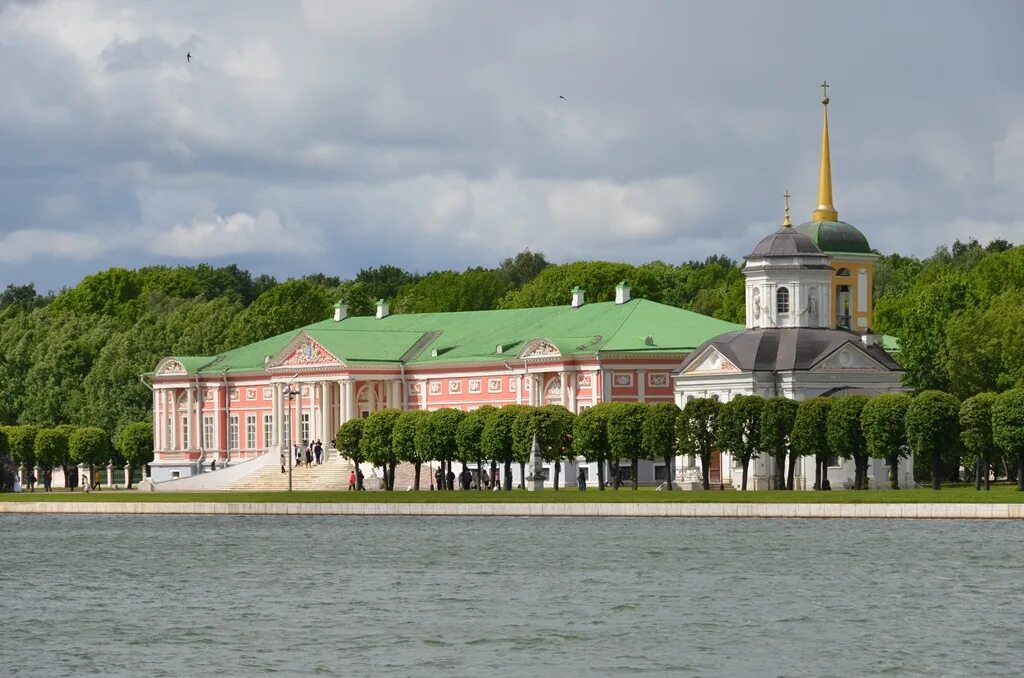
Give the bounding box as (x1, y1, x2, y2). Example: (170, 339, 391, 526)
(283, 386, 301, 492)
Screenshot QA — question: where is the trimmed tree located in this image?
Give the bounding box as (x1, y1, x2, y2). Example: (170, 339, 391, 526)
(35, 427, 70, 481)
(0, 428, 12, 491)
(826, 395, 870, 490)
(760, 397, 799, 490)
(642, 402, 681, 490)
(959, 392, 997, 490)
(393, 410, 429, 490)
(607, 402, 649, 490)
(481, 406, 519, 490)
(336, 419, 366, 489)
(7, 425, 40, 486)
(716, 395, 764, 491)
(678, 397, 721, 491)
(791, 398, 833, 490)
(861, 393, 912, 489)
(905, 390, 961, 490)
(418, 408, 466, 490)
(992, 389, 1024, 491)
(540, 405, 574, 490)
(572, 404, 611, 490)
(457, 406, 494, 490)
(116, 422, 153, 489)
(69, 427, 110, 489)
(360, 409, 403, 491)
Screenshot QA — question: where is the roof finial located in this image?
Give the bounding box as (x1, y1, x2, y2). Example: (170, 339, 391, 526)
(782, 190, 792, 227)
(811, 81, 839, 222)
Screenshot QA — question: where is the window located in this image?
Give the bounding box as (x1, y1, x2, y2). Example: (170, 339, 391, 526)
(282, 414, 292, 447)
(246, 414, 257, 449)
(263, 415, 274, 449)
(835, 267, 851, 277)
(776, 287, 790, 314)
(228, 415, 239, 450)
(182, 417, 190, 449)
(203, 415, 214, 451)
(617, 466, 632, 482)
(301, 413, 310, 444)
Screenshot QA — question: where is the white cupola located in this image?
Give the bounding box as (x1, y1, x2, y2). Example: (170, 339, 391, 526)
(743, 193, 834, 330)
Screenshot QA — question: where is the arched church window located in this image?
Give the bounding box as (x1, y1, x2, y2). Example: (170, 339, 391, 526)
(836, 267, 851, 277)
(776, 287, 790, 314)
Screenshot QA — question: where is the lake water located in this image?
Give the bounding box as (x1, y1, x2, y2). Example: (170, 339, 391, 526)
(1, 516, 1022, 677)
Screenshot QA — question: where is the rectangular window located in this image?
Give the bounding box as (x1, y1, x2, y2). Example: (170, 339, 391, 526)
(246, 414, 257, 449)
(282, 414, 292, 448)
(203, 415, 214, 451)
(182, 417, 189, 449)
(228, 415, 239, 450)
(263, 415, 274, 449)
(617, 466, 632, 482)
(301, 413, 310, 444)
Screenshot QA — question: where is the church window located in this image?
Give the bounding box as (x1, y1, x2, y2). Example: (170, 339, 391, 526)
(835, 267, 851, 277)
(776, 287, 790, 314)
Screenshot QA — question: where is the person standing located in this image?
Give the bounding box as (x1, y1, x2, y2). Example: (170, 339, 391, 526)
(446, 466, 455, 491)
(348, 469, 357, 491)
(459, 466, 472, 490)
(43, 469, 52, 492)
(434, 466, 443, 491)
(577, 467, 587, 491)
(314, 440, 323, 465)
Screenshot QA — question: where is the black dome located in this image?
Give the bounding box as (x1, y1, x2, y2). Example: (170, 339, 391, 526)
(748, 227, 824, 257)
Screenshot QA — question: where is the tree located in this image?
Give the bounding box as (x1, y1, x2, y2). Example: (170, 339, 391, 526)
(641, 402, 680, 490)
(905, 390, 961, 490)
(992, 389, 1024, 491)
(826, 395, 870, 490)
(393, 410, 429, 490)
(0, 427, 13, 491)
(861, 393, 912, 489)
(394, 269, 511, 314)
(34, 427, 71, 479)
(360, 409, 403, 491)
(417, 408, 465, 490)
(69, 427, 109, 489)
(716, 395, 764, 491)
(791, 398, 833, 490)
(331, 280, 375, 317)
(499, 249, 550, 288)
(482, 406, 519, 491)
(7, 425, 39, 481)
(116, 422, 153, 489)
(457, 406, 494, 490)
(573, 405, 612, 490)
(499, 261, 664, 309)
(759, 397, 799, 490)
(355, 264, 418, 303)
(540, 405, 574, 490)
(224, 279, 333, 348)
(336, 419, 366, 489)
(677, 398, 721, 491)
(960, 393, 997, 490)
(604, 403, 646, 490)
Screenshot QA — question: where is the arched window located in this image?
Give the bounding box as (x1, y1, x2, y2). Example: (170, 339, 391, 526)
(776, 287, 790, 314)
(836, 267, 851, 277)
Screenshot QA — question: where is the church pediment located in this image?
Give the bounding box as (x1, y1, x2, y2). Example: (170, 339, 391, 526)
(812, 343, 887, 372)
(267, 333, 344, 369)
(683, 346, 741, 374)
(518, 338, 561, 359)
(155, 358, 188, 376)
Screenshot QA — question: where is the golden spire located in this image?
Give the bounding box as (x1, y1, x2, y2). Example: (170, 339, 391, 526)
(782, 190, 792, 227)
(811, 80, 839, 222)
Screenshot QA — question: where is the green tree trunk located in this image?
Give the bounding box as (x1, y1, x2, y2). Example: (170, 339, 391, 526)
(489, 459, 497, 490)
(813, 460, 821, 490)
(389, 461, 397, 490)
(503, 460, 512, 491)
(774, 456, 786, 490)
(553, 461, 560, 491)
(889, 455, 900, 489)
(476, 456, 484, 491)
(701, 453, 711, 491)
(597, 462, 605, 490)
(740, 458, 749, 491)
(414, 462, 421, 490)
(932, 451, 942, 490)
(663, 454, 673, 491)
(1018, 452, 1024, 491)
(985, 460, 991, 491)
(631, 457, 638, 490)
(821, 461, 828, 489)
(786, 455, 796, 490)
(611, 460, 620, 490)
(975, 459, 981, 491)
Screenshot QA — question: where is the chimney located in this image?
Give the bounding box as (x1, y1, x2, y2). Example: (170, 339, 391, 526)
(376, 299, 390, 319)
(615, 281, 631, 304)
(861, 331, 878, 348)
(571, 286, 585, 308)
(333, 302, 348, 322)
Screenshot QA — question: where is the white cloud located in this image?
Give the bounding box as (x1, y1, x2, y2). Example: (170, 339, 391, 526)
(147, 209, 316, 258)
(299, 0, 431, 39)
(0, 229, 107, 263)
(994, 118, 1024, 188)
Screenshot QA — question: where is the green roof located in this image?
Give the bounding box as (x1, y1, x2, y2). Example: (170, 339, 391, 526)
(794, 219, 872, 255)
(178, 299, 742, 374)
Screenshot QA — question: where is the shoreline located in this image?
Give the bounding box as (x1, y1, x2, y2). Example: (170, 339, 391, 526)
(2, 501, 1022, 519)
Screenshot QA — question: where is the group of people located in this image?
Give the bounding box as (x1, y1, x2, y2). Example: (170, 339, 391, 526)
(9, 470, 54, 493)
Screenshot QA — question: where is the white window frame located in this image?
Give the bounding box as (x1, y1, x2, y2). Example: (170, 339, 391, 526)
(228, 415, 239, 450)
(246, 414, 257, 449)
(263, 415, 273, 449)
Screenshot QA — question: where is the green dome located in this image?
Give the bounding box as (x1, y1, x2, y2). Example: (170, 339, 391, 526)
(794, 220, 872, 254)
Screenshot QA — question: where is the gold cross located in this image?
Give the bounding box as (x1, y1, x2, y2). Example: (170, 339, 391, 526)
(782, 190, 792, 226)
(821, 80, 829, 98)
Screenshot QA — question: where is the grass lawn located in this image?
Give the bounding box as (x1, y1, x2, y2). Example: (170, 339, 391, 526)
(2, 484, 1022, 503)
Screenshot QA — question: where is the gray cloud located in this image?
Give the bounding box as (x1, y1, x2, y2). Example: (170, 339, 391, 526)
(1, 0, 1022, 291)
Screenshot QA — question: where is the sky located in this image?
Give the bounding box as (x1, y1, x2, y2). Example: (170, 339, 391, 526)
(1, 0, 1023, 292)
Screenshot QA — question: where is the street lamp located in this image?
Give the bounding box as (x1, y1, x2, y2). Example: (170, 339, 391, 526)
(283, 386, 301, 492)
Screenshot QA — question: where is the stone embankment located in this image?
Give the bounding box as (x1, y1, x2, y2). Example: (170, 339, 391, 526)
(2, 502, 1022, 519)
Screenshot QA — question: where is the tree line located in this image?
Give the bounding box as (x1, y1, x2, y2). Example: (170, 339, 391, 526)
(334, 387, 1024, 492)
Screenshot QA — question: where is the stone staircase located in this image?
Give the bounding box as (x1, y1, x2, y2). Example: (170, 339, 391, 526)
(228, 451, 354, 492)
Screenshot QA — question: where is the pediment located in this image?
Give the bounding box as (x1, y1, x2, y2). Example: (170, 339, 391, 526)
(155, 358, 188, 376)
(267, 333, 344, 369)
(812, 343, 887, 372)
(683, 346, 741, 374)
(518, 338, 561, 359)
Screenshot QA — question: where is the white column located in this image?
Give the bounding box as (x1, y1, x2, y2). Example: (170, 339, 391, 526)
(419, 380, 428, 411)
(346, 380, 356, 421)
(321, 381, 331, 442)
(516, 374, 523, 405)
(560, 371, 569, 409)
(637, 369, 646, 402)
(153, 389, 162, 451)
(169, 390, 178, 451)
(273, 383, 282, 447)
(214, 387, 222, 454)
(390, 380, 401, 412)
(568, 373, 578, 413)
(337, 380, 348, 423)
(185, 386, 194, 450)
(196, 385, 204, 450)
(591, 370, 600, 406)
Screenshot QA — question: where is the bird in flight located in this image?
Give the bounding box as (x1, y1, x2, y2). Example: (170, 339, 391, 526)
(559, 95, 568, 102)
(186, 52, 192, 63)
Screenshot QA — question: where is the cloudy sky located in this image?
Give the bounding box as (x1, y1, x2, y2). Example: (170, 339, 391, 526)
(1, 0, 1022, 292)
